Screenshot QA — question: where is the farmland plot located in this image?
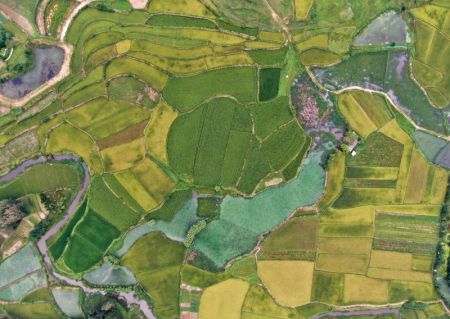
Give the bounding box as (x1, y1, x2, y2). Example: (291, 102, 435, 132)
(0, 1, 448, 317)
(313, 51, 449, 135)
(0, 162, 80, 200)
(114, 198, 199, 257)
(122, 232, 186, 319)
(413, 131, 450, 169)
(353, 11, 410, 46)
(192, 151, 325, 267)
(0, 244, 46, 301)
(83, 262, 137, 286)
(52, 287, 83, 318)
(0, 131, 39, 172)
(163, 67, 258, 112)
(411, 4, 450, 108)
(242, 284, 298, 318)
(3, 303, 60, 319)
(168, 95, 306, 194)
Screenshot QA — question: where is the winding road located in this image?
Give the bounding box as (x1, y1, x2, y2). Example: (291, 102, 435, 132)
(0, 155, 156, 319)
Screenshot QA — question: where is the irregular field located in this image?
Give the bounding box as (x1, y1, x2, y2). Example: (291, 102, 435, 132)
(198, 279, 249, 319)
(257, 260, 314, 307)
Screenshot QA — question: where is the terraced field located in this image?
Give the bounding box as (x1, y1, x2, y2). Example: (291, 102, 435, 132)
(0, 1, 448, 319)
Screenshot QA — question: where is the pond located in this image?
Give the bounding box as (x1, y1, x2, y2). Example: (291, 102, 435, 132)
(0, 45, 64, 99)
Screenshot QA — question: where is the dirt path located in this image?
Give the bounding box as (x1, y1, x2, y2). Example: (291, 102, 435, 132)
(314, 308, 400, 318)
(36, 0, 51, 35)
(0, 3, 35, 35)
(59, 0, 96, 41)
(261, 0, 292, 42)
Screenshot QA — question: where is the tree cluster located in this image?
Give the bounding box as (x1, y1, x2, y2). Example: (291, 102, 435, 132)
(0, 199, 25, 231)
(0, 26, 12, 50)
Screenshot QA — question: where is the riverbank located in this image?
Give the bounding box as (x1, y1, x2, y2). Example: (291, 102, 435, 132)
(0, 154, 156, 319)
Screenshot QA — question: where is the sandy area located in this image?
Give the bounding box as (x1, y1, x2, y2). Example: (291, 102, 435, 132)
(129, 0, 149, 9)
(0, 106, 9, 114)
(265, 177, 283, 187)
(3, 240, 23, 258)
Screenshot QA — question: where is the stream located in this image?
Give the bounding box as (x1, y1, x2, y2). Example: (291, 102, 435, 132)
(0, 154, 156, 319)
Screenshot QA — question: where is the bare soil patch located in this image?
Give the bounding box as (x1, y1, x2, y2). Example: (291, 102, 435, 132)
(129, 0, 148, 9)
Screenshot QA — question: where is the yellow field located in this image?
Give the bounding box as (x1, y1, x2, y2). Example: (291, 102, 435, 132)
(257, 260, 314, 307)
(411, 5, 449, 31)
(37, 113, 65, 144)
(319, 223, 374, 238)
(115, 170, 158, 211)
(316, 254, 369, 275)
(66, 97, 119, 129)
(428, 167, 448, 204)
(350, 91, 392, 127)
(375, 204, 441, 216)
(411, 6, 450, 108)
(379, 120, 413, 203)
(347, 167, 399, 180)
(300, 48, 341, 66)
(241, 285, 298, 319)
(425, 302, 447, 316)
(199, 279, 249, 319)
(206, 53, 253, 69)
(412, 254, 433, 272)
(131, 158, 175, 204)
(338, 93, 377, 138)
(106, 57, 168, 90)
(295, 0, 314, 20)
(212, 45, 242, 55)
(367, 268, 432, 283)
(389, 280, 437, 302)
(259, 31, 285, 43)
(130, 40, 213, 59)
(404, 148, 429, 204)
(47, 124, 103, 174)
(145, 101, 177, 163)
(318, 237, 372, 255)
(344, 275, 389, 304)
(379, 119, 411, 145)
(100, 138, 145, 172)
(181, 29, 246, 45)
(296, 34, 329, 51)
(147, 0, 215, 18)
(318, 151, 345, 208)
(4, 303, 60, 319)
(115, 40, 131, 54)
(320, 206, 375, 224)
(128, 52, 207, 75)
(245, 41, 282, 49)
(369, 251, 412, 271)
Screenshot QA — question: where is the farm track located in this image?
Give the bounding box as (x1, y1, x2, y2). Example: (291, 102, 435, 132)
(0, 3, 34, 35)
(314, 300, 450, 318)
(0, 154, 156, 319)
(36, 0, 51, 35)
(59, 0, 96, 41)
